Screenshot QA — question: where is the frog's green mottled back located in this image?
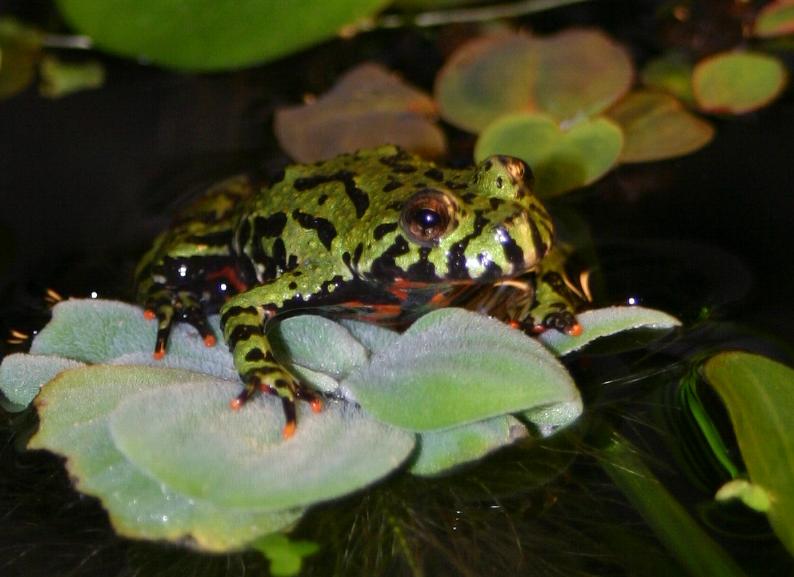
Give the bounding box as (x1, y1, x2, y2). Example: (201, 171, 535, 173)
(136, 145, 585, 437)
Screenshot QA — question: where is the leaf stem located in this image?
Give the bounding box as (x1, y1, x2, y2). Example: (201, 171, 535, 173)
(361, 0, 593, 31)
(597, 431, 749, 577)
(41, 33, 93, 50)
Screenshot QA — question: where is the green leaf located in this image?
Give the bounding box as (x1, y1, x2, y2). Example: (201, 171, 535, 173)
(475, 113, 623, 197)
(703, 352, 794, 556)
(55, 0, 390, 71)
(753, 0, 794, 38)
(253, 533, 320, 577)
(271, 315, 368, 379)
(538, 306, 680, 356)
(693, 51, 788, 115)
(339, 318, 400, 354)
(410, 416, 527, 476)
(607, 90, 714, 163)
(599, 433, 749, 577)
(39, 55, 104, 98)
(343, 308, 581, 431)
(0, 18, 43, 99)
(0, 353, 83, 409)
(108, 379, 415, 511)
(435, 32, 538, 133)
(274, 63, 446, 162)
(435, 28, 633, 132)
(29, 366, 304, 552)
(30, 300, 238, 380)
(532, 28, 633, 123)
(640, 51, 695, 104)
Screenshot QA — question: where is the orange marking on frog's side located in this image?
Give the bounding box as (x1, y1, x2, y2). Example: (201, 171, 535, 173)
(207, 266, 249, 293)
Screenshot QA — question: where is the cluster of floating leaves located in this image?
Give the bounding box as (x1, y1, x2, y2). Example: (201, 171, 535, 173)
(281, 25, 787, 196)
(0, 299, 679, 562)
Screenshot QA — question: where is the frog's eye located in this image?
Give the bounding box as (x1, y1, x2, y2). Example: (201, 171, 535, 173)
(400, 189, 456, 246)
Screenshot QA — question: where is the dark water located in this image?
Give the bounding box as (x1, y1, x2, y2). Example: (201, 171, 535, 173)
(0, 1, 793, 576)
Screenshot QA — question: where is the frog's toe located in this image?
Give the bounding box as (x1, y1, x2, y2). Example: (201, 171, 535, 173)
(542, 311, 580, 335)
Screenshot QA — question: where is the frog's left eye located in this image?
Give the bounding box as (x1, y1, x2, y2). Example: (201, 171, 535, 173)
(400, 189, 457, 246)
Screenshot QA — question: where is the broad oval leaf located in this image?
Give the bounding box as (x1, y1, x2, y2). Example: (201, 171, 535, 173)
(343, 308, 581, 431)
(0, 353, 83, 409)
(475, 113, 623, 197)
(436, 28, 633, 132)
(703, 352, 794, 556)
(410, 416, 527, 477)
(753, 0, 794, 38)
(109, 380, 415, 511)
(533, 28, 633, 123)
(435, 32, 538, 133)
(608, 91, 714, 163)
(56, 0, 390, 71)
(29, 366, 304, 552)
(693, 51, 788, 115)
(538, 306, 680, 356)
(275, 63, 446, 162)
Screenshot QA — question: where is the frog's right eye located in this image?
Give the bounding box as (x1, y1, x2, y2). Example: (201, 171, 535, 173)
(400, 189, 457, 246)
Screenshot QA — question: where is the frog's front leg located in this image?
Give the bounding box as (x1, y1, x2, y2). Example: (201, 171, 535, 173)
(505, 247, 588, 336)
(220, 271, 325, 438)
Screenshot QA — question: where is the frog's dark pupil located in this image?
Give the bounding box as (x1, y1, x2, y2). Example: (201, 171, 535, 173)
(413, 208, 441, 230)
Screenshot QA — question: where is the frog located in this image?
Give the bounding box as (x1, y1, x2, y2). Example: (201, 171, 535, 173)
(135, 145, 587, 438)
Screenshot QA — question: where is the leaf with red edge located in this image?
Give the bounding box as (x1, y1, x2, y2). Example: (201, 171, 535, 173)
(693, 51, 788, 115)
(753, 0, 794, 38)
(608, 91, 713, 163)
(275, 63, 446, 162)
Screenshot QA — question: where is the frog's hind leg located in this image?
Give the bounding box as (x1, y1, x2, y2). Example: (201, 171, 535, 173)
(139, 278, 217, 359)
(221, 304, 322, 438)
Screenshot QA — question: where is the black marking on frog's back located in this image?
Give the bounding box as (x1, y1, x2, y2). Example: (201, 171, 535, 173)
(373, 222, 399, 241)
(370, 234, 411, 278)
(406, 246, 437, 281)
(446, 211, 490, 279)
(446, 181, 469, 191)
(379, 150, 419, 174)
(253, 213, 288, 239)
(424, 168, 444, 182)
(383, 180, 403, 192)
(496, 226, 525, 270)
(294, 171, 369, 218)
(291, 209, 337, 251)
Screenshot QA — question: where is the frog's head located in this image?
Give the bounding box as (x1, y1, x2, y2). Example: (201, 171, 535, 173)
(386, 155, 554, 282)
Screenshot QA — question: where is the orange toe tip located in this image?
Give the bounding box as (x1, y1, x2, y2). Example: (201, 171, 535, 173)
(310, 398, 323, 413)
(230, 398, 243, 411)
(507, 320, 520, 330)
(282, 422, 297, 439)
(153, 350, 165, 361)
(531, 325, 546, 335)
(143, 309, 156, 320)
(203, 334, 217, 347)
(568, 324, 583, 337)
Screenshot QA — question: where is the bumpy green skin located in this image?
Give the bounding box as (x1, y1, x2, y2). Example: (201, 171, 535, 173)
(136, 146, 585, 433)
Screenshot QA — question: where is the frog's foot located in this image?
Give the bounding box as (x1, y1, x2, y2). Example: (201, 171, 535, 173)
(537, 311, 582, 336)
(231, 368, 323, 439)
(143, 288, 216, 359)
